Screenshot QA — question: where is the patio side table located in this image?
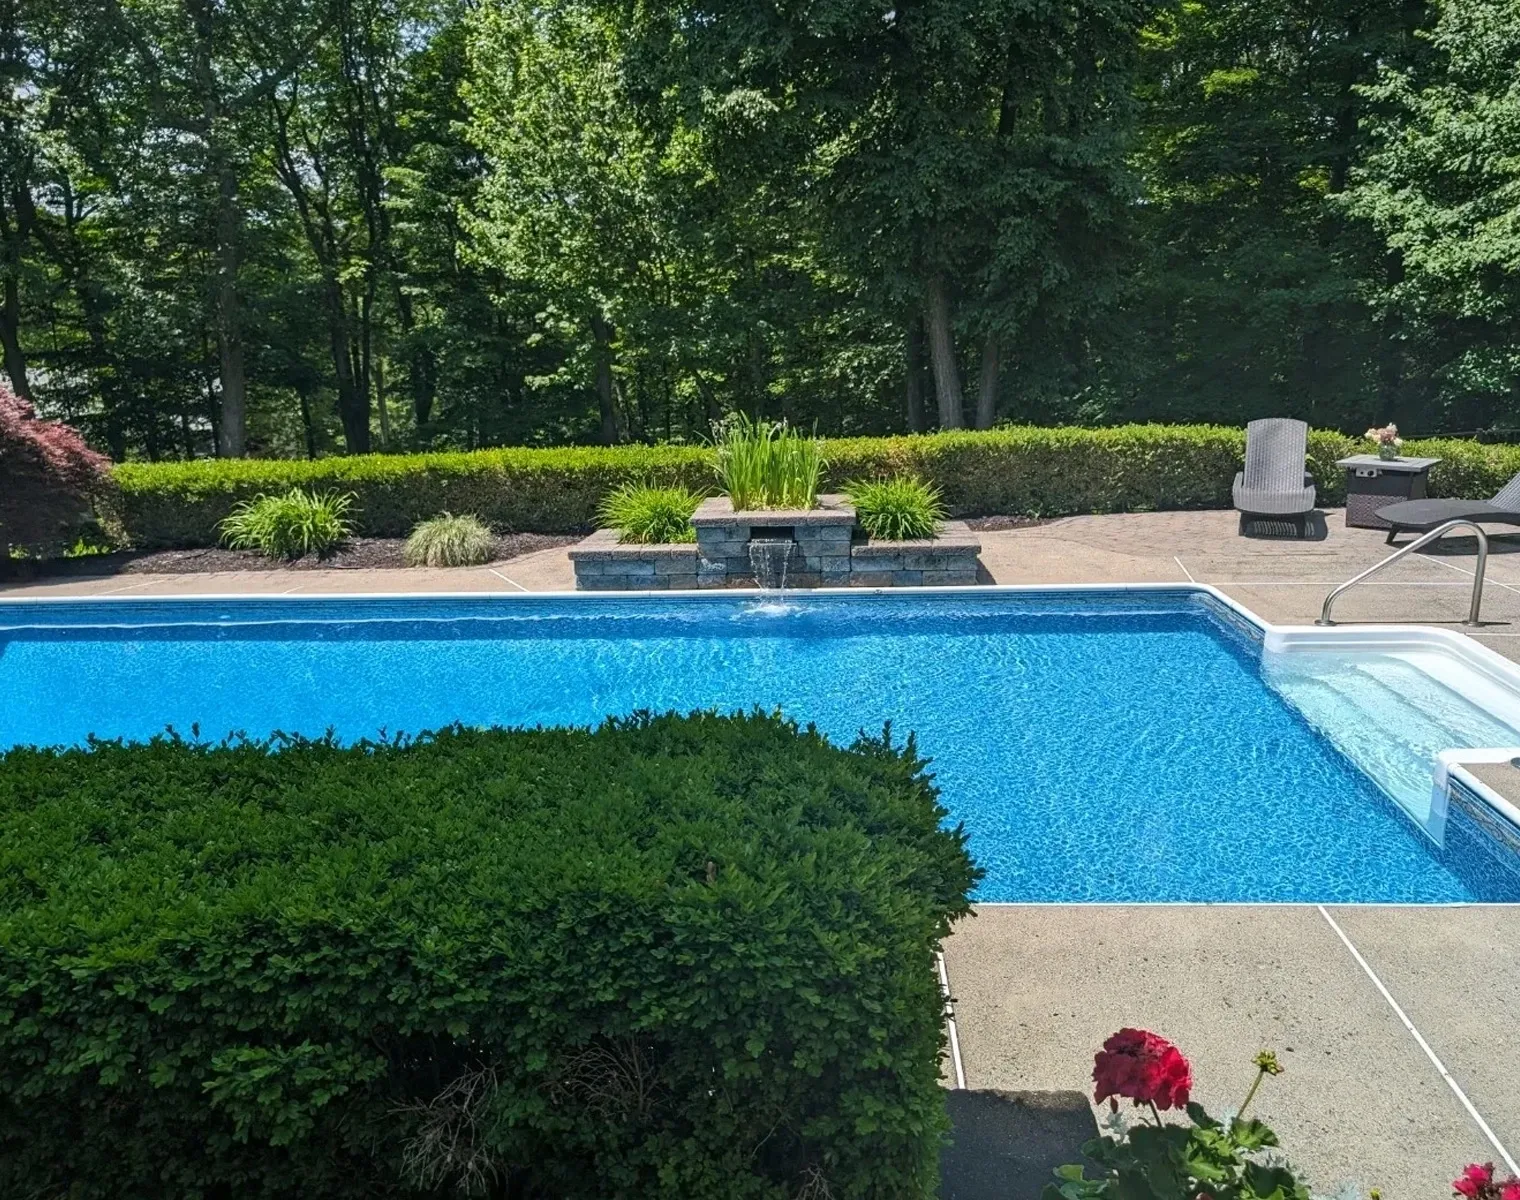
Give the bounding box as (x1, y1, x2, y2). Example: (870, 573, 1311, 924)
(1336, 454, 1441, 530)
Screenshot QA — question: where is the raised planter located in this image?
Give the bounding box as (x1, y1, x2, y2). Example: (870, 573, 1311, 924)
(570, 493, 982, 590)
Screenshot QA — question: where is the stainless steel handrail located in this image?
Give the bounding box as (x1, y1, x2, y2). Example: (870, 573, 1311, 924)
(1317, 519, 1489, 626)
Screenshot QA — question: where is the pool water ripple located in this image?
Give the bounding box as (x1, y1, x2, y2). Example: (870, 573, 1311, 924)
(3, 590, 1517, 903)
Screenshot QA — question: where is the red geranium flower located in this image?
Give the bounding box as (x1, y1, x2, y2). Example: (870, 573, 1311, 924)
(1092, 1028, 1193, 1111)
(1452, 1163, 1519, 1200)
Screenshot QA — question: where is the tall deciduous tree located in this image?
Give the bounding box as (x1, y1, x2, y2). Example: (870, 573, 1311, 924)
(616, 0, 1148, 430)
(1117, 0, 1430, 430)
(1345, 0, 1520, 416)
(467, 1, 686, 443)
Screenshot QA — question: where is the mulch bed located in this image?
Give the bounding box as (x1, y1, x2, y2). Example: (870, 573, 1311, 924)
(10, 534, 579, 578)
(9, 518, 1044, 580)
(963, 515, 1048, 532)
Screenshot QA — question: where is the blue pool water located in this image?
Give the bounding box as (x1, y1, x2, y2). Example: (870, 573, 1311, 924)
(3, 589, 1517, 903)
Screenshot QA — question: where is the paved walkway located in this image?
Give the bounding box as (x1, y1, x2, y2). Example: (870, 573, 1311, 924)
(6, 507, 1518, 1194)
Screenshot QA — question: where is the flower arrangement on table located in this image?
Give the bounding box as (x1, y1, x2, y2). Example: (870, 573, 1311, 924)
(1365, 423, 1403, 461)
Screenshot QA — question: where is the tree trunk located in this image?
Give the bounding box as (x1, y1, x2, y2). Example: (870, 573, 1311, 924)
(0, 271, 29, 399)
(395, 289, 436, 427)
(974, 335, 999, 430)
(213, 163, 248, 456)
(589, 311, 618, 444)
(330, 303, 370, 454)
(411, 347, 436, 427)
(924, 274, 963, 428)
(187, 0, 248, 457)
(375, 354, 391, 448)
(1378, 250, 1405, 413)
(297, 387, 318, 459)
(905, 315, 926, 432)
(200, 337, 221, 456)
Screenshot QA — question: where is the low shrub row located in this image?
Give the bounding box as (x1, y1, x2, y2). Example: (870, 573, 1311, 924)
(0, 711, 977, 1200)
(109, 443, 712, 547)
(106, 425, 1520, 548)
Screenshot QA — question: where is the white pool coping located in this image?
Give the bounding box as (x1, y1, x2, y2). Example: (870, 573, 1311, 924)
(6, 580, 1520, 842)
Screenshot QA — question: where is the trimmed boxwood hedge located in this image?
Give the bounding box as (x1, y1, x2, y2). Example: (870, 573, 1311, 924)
(106, 425, 1520, 549)
(0, 712, 977, 1200)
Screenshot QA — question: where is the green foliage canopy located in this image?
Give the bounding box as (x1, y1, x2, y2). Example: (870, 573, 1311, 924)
(7, 0, 1519, 462)
(1344, 0, 1520, 408)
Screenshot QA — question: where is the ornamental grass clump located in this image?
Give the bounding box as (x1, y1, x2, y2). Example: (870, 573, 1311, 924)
(218, 487, 356, 559)
(403, 512, 494, 567)
(597, 482, 700, 543)
(845, 475, 947, 540)
(713, 413, 824, 510)
(1046, 1032, 1324, 1199)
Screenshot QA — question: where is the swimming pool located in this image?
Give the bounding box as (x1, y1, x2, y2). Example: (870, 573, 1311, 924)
(3, 588, 1518, 903)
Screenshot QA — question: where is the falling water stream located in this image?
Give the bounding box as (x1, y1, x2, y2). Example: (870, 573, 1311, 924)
(746, 538, 797, 612)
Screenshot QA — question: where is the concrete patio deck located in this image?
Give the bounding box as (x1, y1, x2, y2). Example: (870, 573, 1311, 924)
(10, 506, 1519, 656)
(943, 905, 1517, 1198)
(6, 506, 1518, 1195)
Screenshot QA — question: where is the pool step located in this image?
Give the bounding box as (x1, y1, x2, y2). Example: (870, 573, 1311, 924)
(1263, 652, 1520, 839)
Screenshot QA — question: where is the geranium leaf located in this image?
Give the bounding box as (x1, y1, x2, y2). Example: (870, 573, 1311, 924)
(1243, 1160, 1311, 1199)
(1230, 1117, 1280, 1150)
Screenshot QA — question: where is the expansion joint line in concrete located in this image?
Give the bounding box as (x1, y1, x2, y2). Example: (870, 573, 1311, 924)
(486, 567, 529, 592)
(1316, 906, 1518, 1175)
(936, 951, 967, 1090)
(1424, 552, 1520, 597)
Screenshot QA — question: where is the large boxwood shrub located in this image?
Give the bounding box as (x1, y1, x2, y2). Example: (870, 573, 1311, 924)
(106, 425, 1520, 549)
(0, 712, 976, 1200)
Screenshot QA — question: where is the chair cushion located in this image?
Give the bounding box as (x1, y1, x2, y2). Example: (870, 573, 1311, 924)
(1376, 499, 1511, 529)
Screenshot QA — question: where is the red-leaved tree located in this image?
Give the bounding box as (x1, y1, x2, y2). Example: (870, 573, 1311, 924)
(0, 385, 112, 553)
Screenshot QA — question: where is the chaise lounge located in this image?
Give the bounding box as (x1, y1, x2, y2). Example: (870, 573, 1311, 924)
(1378, 470, 1520, 544)
(1233, 417, 1317, 536)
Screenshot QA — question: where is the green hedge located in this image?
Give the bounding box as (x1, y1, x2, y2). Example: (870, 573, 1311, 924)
(107, 425, 1520, 548)
(0, 712, 976, 1200)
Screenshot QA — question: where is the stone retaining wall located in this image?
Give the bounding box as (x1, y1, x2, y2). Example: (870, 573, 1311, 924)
(848, 521, 981, 586)
(568, 529, 699, 590)
(692, 495, 856, 587)
(570, 495, 982, 589)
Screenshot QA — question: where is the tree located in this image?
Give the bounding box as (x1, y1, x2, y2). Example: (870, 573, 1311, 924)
(467, 0, 685, 443)
(1344, 0, 1520, 420)
(0, 385, 110, 552)
(1116, 0, 1431, 431)
(615, 0, 1149, 431)
(0, 0, 1510, 462)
